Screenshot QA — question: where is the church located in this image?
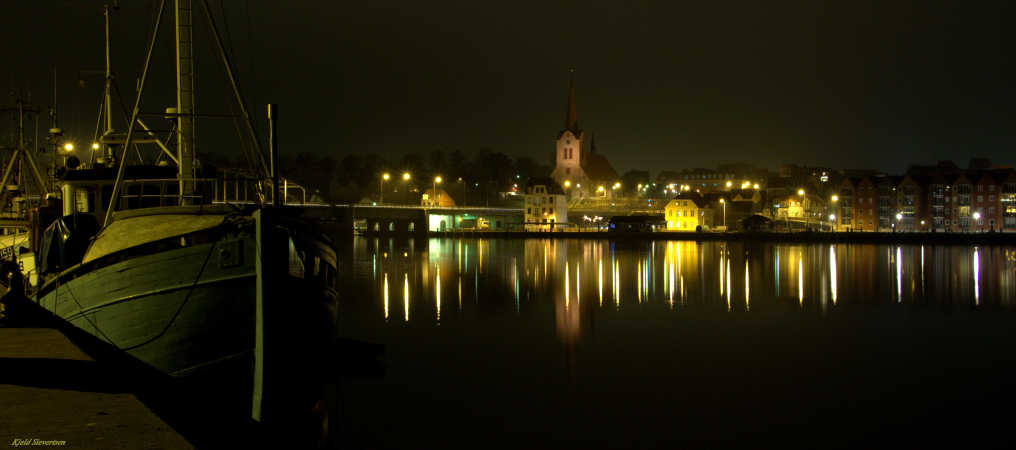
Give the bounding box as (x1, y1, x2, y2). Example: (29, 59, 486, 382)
(549, 75, 619, 195)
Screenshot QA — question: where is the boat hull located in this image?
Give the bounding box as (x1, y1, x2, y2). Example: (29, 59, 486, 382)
(37, 235, 258, 377)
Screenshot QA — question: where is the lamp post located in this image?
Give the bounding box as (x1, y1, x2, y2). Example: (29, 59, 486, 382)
(380, 172, 390, 205)
(401, 172, 411, 205)
(895, 212, 903, 233)
(432, 176, 442, 207)
(830, 194, 839, 231)
(973, 211, 982, 232)
(719, 198, 726, 230)
(458, 177, 465, 206)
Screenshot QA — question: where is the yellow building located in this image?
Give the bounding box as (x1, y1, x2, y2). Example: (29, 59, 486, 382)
(664, 193, 712, 231)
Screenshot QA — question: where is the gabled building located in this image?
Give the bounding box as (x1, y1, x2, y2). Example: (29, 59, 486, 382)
(664, 192, 714, 231)
(523, 177, 567, 231)
(549, 75, 619, 196)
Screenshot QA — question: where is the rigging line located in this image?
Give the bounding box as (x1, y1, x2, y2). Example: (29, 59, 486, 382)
(60, 278, 119, 347)
(121, 235, 218, 352)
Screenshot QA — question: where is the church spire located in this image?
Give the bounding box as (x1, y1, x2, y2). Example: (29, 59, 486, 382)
(564, 69, 579, 133)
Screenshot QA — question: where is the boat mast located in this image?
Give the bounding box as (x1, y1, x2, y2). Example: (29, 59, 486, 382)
(175, 0, 196, 205)
(101, 3, 114, 164)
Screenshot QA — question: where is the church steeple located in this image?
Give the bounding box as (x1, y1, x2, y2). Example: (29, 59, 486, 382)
(564, 70, 579, 133)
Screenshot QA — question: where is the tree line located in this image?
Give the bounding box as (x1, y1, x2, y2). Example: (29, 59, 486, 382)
(201, 148, 552, 205)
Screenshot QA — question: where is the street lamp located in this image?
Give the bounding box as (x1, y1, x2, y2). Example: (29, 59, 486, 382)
(63, 142, 74, 152)
(831, 195, 838, 202)
(564, 180, 571, 189)
(726, 181, 732, 188)
(973, 211, 982, 232)
(432, 176, 443, 206)
(380, 172, 390, 204)
(402, 172, 411, 181)
(719, 198, 726, 230)
(829, 214, 836, 232)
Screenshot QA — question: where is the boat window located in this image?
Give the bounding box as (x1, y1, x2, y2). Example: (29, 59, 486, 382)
(74, 187, 96, 213)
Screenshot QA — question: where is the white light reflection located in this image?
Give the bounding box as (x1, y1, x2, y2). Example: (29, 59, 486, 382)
(829, 245, 837, 305)
(896, 246, 902, 303)
(798, 259, 804, 307)
(609, 260, 617, 310)
(974, 247, 980, 305)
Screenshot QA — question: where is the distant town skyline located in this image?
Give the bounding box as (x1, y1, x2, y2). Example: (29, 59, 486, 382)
(2, 1, 1013, 176)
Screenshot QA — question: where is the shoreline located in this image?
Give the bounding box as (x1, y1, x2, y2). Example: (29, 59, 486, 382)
(423, 230, 1016, 245)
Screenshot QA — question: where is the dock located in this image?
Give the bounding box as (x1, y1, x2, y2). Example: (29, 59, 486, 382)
(0, 327, 192, 449)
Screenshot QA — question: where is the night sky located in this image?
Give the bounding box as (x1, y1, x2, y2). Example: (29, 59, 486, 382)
(4, 1, 1013, 175)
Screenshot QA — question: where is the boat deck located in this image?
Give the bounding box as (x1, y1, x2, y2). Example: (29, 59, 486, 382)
(0, 327, 192, 449)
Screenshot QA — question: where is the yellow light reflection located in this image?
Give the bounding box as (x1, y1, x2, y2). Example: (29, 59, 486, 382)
(637, 261, 642, 303)
(726, 258, 731, 312)
(565, 261, 570, 311)
(404, 273, 410, 322)
(383, 273, 389, 320)
(745, 259, 750, 311)
(436, 266, 441, 322)
(829, 245, 837, 305)
(719, 250, 725, 297)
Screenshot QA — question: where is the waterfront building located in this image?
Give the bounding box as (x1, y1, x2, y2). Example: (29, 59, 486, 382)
(524, 177, 567, 231)
(549, 76, 619, 197)
(420, 188, 456, 207)
(664, 192, 714, 231)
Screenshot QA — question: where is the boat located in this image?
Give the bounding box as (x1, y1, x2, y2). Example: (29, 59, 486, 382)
(11, 0, 338, 428)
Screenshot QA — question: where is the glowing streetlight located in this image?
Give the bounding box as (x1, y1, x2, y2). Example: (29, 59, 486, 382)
(613, 182, 621, 190)
(972, 212, 981, 220)
(831, 195, 839, 202)
(720, 198, 726, 229)
(63, 142, 74, 152)
(431, 176, 443, 206)
(752, 183, 759, 189)
(379, 173, 391, 204)
(895, 212, 903, 221)
(564, 180, 571, 189)
(829, 214, 836, 221)
(402, 172, 411, 181)
(91, 142, 100, 150)
(726, 181, 732, 188)
(797, 189, 805, 196)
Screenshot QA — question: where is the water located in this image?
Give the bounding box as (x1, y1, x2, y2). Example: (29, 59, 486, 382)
(336, 238, 1016, 449)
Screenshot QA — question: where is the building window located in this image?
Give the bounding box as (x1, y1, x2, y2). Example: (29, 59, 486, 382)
(978, 195, 983, 203)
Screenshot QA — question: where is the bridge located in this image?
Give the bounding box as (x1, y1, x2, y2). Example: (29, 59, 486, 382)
(286, 203, 523, 239)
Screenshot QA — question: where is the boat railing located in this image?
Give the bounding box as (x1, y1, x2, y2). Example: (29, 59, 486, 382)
(119, 176, 309, 208)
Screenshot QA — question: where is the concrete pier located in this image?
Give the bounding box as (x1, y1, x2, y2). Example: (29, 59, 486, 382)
(0, 327, 192, 449)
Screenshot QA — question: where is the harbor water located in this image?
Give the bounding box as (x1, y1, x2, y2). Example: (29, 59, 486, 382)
(336, 237, 1016, 448)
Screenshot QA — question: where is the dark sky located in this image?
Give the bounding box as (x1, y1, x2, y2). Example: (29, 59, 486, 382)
(4, 1, 1014, 175)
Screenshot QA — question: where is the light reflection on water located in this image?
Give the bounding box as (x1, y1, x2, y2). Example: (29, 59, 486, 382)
(341, 237, 1016, 448)
(352, 238, 1016, 341)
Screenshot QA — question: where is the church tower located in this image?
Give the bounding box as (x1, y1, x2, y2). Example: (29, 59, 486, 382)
(551, 72, 587, 187)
